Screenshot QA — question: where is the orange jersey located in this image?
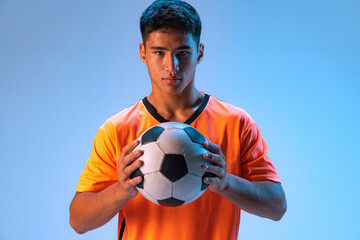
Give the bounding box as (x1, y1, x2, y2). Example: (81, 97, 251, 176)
(76, 93, 280, 240)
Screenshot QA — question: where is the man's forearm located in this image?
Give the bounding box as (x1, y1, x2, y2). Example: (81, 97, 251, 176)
(69, 182, 130, 234)
(219, 174, 287, 221)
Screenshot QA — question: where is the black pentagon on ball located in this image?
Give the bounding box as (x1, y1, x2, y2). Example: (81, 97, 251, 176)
(183, 127, 206, 145)
(129, 168, 144, 189)
(160, 154, 188, 182)
(158, 197, 185, 207)
(141, 126, 165, 145)
(201, 172, 216, 190)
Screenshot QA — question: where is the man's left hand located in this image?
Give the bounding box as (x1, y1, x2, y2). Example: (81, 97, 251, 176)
(202, 141, 228, 194)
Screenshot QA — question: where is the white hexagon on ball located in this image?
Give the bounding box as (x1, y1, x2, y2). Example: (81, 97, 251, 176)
(138, 142, 165, 174)
(144, 172, 173, 200)
(137, 187, 157, 204)
(157, 121, 188, 129)
(185, 188, 207, 205)
(173, 173, 202, 201)
(157, 128, 192, 154)
(184, 143, 210, 177)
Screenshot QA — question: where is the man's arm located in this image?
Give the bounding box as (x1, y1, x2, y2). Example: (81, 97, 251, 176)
(202, 142, 287, 221)
(69, 140, 143, 234)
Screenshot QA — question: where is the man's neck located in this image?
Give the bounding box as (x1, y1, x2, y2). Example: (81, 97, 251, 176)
(147, 89, 204, 123)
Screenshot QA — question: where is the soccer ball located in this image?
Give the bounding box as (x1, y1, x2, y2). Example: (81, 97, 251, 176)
(130, 122, 214, 207)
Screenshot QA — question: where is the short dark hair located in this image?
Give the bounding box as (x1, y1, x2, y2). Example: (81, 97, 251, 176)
(140, 0, 202, 45)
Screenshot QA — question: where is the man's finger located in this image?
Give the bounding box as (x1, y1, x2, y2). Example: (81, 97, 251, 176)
(122, 150, 143, 167)
(121, 140, 140, 158)
(204, 141, 221, 154)
(202, 164, 224, 176)
(127, 176, 143, 188)
(203, 176, 220, 185)
(203, 152, 226, 169)
(117, 140, 141, 166)
(124, 159, 143, 177)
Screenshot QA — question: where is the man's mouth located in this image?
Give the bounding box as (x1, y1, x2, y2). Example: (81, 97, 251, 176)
(162, 77, 181, 83)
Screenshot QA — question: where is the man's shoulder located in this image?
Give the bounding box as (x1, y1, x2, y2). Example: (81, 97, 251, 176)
(100, 99, 144, 131)
(208, 95, 254, 123)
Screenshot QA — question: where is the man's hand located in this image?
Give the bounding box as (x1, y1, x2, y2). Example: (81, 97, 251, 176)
(201, 140, 286, 221)
(117, 140, 143, 199)
(202, 141, 228, 194)
(69, 139, 144, 234)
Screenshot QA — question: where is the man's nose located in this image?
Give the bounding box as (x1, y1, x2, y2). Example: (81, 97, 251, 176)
(166, 54, 179, 73)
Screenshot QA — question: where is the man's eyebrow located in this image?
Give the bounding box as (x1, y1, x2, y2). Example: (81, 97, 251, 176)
(177, 45, 192, 50)
(150, 45, 192, 50)
(150, 46, 168, 50)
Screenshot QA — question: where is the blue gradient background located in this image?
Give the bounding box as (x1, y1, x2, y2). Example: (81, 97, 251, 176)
(1, 0, 359, 239)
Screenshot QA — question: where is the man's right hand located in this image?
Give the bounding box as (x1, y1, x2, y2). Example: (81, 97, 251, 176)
(116, 139, 143, 199)
(69, 139, 144, 234)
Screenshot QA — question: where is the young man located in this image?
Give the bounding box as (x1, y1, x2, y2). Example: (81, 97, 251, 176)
(69, 1, 287, 239)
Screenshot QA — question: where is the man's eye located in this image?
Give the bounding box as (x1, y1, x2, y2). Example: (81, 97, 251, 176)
(155, 51, 164, 56)
(177, 51, 189, 57)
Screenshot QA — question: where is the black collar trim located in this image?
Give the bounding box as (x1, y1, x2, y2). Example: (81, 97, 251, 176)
(142, 94, 210, 125)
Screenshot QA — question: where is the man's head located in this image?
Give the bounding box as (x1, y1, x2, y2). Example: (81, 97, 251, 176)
(140, 0, 202, 47)
(139, 0, 204, 97)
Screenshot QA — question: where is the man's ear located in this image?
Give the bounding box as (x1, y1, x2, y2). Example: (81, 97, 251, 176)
(139, 43, 147, 65)
(197, 43, 204, 64)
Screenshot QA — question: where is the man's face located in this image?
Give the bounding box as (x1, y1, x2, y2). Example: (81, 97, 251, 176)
(139, 29, 204, 96)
